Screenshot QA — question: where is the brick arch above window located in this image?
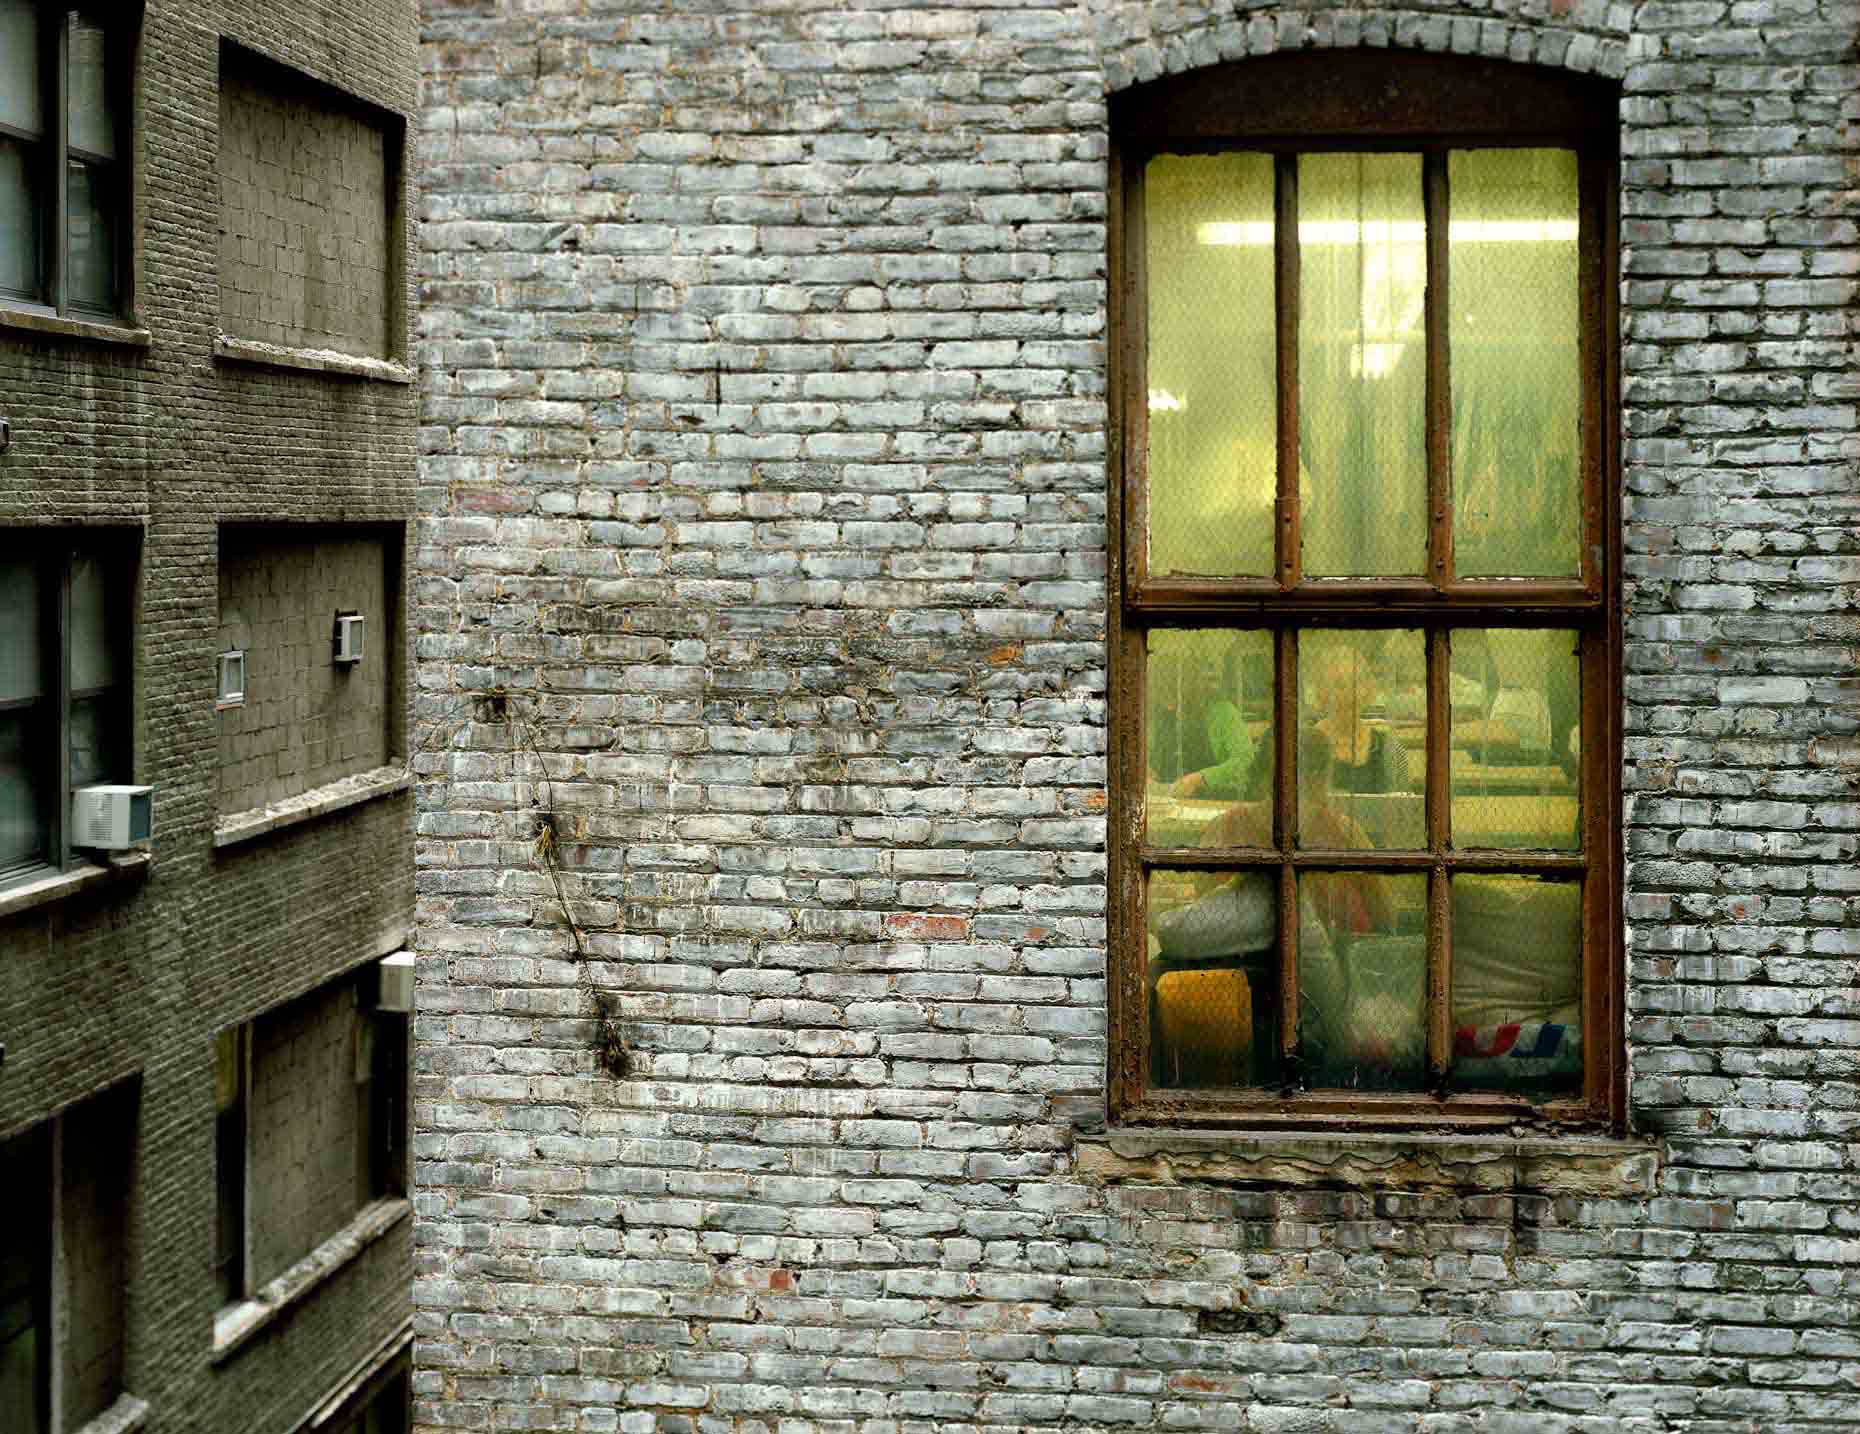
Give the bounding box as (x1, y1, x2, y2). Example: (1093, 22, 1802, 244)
(1104, 47, 1625, 1129)
(1094, 5, 1632, 96)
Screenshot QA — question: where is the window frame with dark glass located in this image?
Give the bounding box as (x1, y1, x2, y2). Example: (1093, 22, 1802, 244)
(0, 1, 129, 320)
(0, 536, 132, 885)
(1107, 53, 1624, 1132)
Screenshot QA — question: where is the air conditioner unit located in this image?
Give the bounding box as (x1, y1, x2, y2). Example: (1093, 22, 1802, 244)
(72, 784, 153, 850)
(333, 613, 364, 665)
(377, 950, 414, 1013)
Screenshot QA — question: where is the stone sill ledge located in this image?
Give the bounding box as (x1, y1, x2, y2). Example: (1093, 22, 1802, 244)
(213, 334, 413, 384)
(75, 1393, 151, 1434)
(0, 851, 152, 921)
(215, 765, 411, 849)
(211, 1196, 410, 1364)
(1077, 1129, 1659, 1196)
(0, 303, 151, 348)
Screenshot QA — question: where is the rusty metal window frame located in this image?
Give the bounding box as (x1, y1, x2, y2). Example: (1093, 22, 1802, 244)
(1107, 54, 1624, 1132)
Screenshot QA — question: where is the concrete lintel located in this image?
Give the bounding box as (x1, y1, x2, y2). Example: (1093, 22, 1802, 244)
(214, 764, 412, 850)
(213, 334, 413, 384)
(1075, 1128, 1661, 1196)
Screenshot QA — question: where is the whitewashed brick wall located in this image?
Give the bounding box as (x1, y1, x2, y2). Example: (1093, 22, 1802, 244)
(413, 1, 1860, 1428)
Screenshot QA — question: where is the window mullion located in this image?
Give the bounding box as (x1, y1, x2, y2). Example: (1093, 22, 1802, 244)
(1424, 149, 1451, 588)
(55, 549, 71, 867)
(46, 1112, 64, 1434)
(1274, 153, 1299, 590)
(1273, 627, 1298, 1085)
(49, 3, 67, 314)
(1425, 627, 1451, 1085)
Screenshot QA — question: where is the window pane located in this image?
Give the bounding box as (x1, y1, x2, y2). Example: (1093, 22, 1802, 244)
(0, 708, 47, 870)
(1300, 871, 1426, 1091)
(1450, 629, 1580, 850)
(1147, 867, 1278, 1089)
(0, 561, 42, 702)
(1452, 875, 1581, 1096)
(1298, 630, 1421, 850)
(1299, 152, 1426, 576)
(69, 694, 118, 788)
(65, 13, 115, 160)
(1451, 149, 1582, 577)
(65, 159, 116, 313)
(0, 1124, 49, 1434)
(0, 0, 41, 137)
(70, 551, 121, 692)
(1144, 153, 1276, 579)
(0, 136, 38, 302)
(1144, 629, 1272, 846)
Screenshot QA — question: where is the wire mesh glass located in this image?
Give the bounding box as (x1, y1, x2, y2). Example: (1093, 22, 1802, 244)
(1298, 152, 1427, 577)
(1452, 874, 1582, 1096)
(1147, 867, 1279, 1089)
(1297, 629, 1423, 850)
(1450, 148, 1582, 578)
(1450, 629, 1580, 850)
(1144, 629, 1273, 848)
(1298, 872, 1427, 1090)
(1144, 152, 1277, 579)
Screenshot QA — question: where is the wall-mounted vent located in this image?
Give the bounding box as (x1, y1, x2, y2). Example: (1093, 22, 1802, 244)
(217, 649, 246, 708)
(333, 612, 364, 665)
(377, 951, 414, 1013)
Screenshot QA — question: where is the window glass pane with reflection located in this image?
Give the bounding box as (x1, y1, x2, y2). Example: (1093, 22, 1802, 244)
(65, 12, 115, 160)
(1450, 628, 1580, 850)
(1146, 867, 1279, 1089)
(0, 561, 46, 870)
(1453, 874, 1582, 1097)
(1299, 871, 1427, 1091)
(1297, 629, 1422, 851)
(1144, 152, 1277, 579)
(0, 0, 41, 136)
(0, 1123, 50, 1434)
(1451, 148, 1582, 577)
(1299, 152, 1427, 577)
(1144, 629, 1273, 848)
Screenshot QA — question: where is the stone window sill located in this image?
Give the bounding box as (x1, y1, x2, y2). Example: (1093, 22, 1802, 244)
(0, 302, 152, 348)
(1075, 1128, 1659, 1195)
(214, 334, 413, 384)
(211, 1196, 410, 1364)
(0, 851, 151, 921)
(215, 764, 411, 850)
(74, 1393, 151, 1434)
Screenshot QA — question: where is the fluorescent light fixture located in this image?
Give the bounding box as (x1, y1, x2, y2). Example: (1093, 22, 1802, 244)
(1196, 220, 1579, 246)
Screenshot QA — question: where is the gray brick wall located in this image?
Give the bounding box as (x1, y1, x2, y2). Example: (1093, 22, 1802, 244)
(218, 528, 393, 813)
(0, 3, 417, 1432)
(219, 51, 394, 358)
(413, 0, 1860, 1430)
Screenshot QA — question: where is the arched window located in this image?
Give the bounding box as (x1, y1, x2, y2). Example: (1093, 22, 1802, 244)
(1108, 52, 1623, 1129)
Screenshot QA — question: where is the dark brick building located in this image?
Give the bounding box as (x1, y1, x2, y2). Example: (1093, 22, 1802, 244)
(0, 3, 418, 1431)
